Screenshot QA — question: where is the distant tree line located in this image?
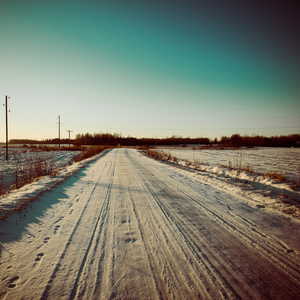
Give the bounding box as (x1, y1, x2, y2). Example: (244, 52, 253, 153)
(73, 133, 300, 147)
(220, 134, 300, 147)
(73, 133, 210, 147)
(9, 133, 300, 148)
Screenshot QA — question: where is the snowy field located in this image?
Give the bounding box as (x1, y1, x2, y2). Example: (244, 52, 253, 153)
(158, 147, 300, 182)
(0, 148, 81, 193)
(0, 148, 299, 299)
(150, 147, 300, 218)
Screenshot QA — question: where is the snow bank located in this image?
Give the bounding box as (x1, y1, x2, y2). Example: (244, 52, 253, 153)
(159, 147, 300, 182)
(145, 148, 300, 218)
(0, 149, 111, 218)
(0, 148, 81, 192)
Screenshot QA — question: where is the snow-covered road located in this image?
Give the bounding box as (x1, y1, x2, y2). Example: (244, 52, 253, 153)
(0, 148, 300, 299)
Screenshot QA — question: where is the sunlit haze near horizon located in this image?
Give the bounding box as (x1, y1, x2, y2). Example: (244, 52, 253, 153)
(0, 0, 299, 142)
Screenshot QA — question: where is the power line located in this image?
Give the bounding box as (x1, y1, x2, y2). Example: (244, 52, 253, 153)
(77, 126, 300, 131)
(11, 100, 55, 128)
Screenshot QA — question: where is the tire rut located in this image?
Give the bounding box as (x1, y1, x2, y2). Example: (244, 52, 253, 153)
(40, 155, 116, 300)
(128, 150, 300, 299)
(125, 150, 234, 299)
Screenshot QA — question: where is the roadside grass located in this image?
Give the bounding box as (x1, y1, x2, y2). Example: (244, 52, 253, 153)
(145, 148, 289, 184)
(0, 146, 111, 196)
(146, 149, 179, 164)
(146, 149, 208, 171)
(13, 152, 54, 190)
(265, 171, 287, 182)
(74, 146, 111, 162)
(0, 145, 112, 220)
(22, 144, 82, 152)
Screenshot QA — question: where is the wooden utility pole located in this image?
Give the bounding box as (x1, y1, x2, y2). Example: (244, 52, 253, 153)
(4, 96, 9, 160)
(66, 130, 73, 147)
(58, 115, 61, 149)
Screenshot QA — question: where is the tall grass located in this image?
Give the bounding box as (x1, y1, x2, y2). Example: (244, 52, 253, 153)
(145, 148, 289, 184)
(0, 146, 112, 220)
(233, 150, 243, 180)
(13, 152, 54, 189)
(74, 146, 111, 162)
(0, 146, 110, 195)
(146, 149, 178, 164)
(265, 171, 287, 182)
(146, 149, 207, 170)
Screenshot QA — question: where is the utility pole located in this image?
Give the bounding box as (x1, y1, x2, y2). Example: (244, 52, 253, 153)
(4, 96, 10, 160)
(58, 115, 61, 149)
(66, 130, 73, 147)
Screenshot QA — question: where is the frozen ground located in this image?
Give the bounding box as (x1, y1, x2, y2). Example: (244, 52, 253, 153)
(158, 147, 300, 182)
(0, 148, 299, 299)
(0, 148, 81, 193)
(153, 147, 300, 218)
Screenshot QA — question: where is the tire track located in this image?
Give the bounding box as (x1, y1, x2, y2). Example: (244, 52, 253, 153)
(68, 169, 114, 299)
(1, 148, 299, 299)
(157, 165, 300, 285)
(127, 149, 300, 299)
(125, 150, 235, 299)
(138, 151, 300, 282)
(40, 154, 116, 300)
(80, 148, 160, 300)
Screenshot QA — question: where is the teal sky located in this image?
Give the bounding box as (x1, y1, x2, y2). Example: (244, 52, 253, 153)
(0, 0, 299, 141)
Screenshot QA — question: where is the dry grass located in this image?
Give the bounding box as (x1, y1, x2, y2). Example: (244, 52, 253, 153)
(146, 149, 177, 163)
(0, 146, 112, 220)
(74, 146, 111, 162)
(13, 152, 54, 190)
(0, 146, 110, 195)
(265, 171, 287, 182)
(233, 150, 243, 180)
(146, 149, 291, 185)
(242, 164, 255, 174)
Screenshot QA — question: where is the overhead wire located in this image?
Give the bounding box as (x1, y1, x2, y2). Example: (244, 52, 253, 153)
(9, 98, 57, 129)
(1, 93, 299, 139)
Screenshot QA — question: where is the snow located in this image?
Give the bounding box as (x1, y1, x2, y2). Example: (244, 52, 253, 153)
(157, 147, 300, 182)
(0, 148, 81, 193)
(0, 148, 299, 299)
(153, 147, 300, 218)
(0, 149, 109, 217)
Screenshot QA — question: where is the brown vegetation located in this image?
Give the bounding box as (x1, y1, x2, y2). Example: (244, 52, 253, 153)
(74, 146, 111, 162)
(13, 153, 54, 190)
(145, 149, 289, 184)
(265, 171, 287, 182)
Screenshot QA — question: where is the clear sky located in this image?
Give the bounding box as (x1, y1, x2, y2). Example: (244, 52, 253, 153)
(0, 0, 299, 141)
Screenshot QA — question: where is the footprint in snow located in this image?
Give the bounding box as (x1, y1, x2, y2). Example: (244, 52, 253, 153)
(125, 238, 136, 244)
(54, 225, 60, 234)
(35, 253, 44, 261)
(8, 276, 19, 288)
(54, 217, 64, 224)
